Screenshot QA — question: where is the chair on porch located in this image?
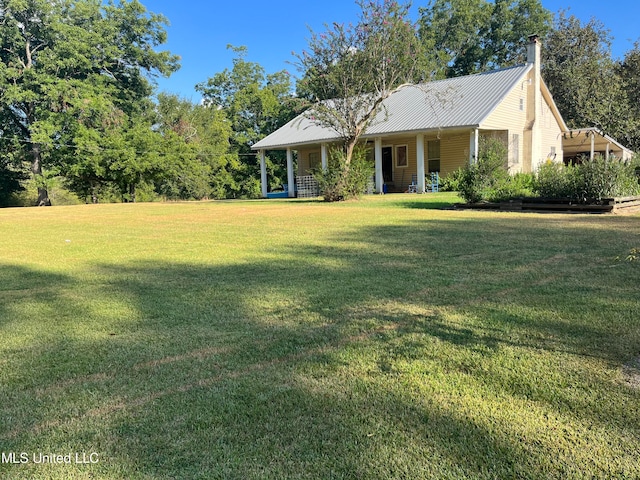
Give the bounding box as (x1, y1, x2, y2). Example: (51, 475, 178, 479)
(407, 174, 418, 193)
(428, 172, 440, 192)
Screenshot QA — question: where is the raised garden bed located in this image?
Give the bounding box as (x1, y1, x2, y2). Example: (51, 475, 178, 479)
(456, 196, 640, 214)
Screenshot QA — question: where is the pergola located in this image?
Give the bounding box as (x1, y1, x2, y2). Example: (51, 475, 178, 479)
(562, 128, 633, 163)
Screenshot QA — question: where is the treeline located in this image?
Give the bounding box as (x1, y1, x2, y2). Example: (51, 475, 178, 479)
(1, 0, 639, 206)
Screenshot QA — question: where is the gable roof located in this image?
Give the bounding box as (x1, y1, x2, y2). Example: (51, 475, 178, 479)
(253, 64, 536, 150)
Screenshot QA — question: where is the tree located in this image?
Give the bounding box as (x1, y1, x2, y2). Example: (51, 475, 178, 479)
(0, 155, 26, 206)
(418, 0, 552, 78)
(196, 45, 299, 197)
(0, 0, 178, 205)
(295, 0, 430, 173)
(154, 93, 234, 200)
(617, 42, 640, 151)
(542, 12, 630, 144)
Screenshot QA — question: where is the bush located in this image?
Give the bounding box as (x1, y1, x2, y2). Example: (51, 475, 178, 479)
(534, 161, 579, 198)
(313, 145, 373, 202)
(440, 168, 463, 192)
(457, 163, 484, 203)
(458, 137, 509, 203)
(485, 173, 535, 202)
(535, 155, 640, 202)
(11, 176, 83, 206)
(0, 159, 26, 207)
(579, 155, 640, 200)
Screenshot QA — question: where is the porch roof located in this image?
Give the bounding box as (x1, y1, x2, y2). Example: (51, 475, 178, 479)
(252, 64, 532, 151)
(562, 128, 634, 160)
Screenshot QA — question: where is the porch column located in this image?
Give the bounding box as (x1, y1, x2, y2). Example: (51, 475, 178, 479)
(260, 149, 268, 198)
(469, 129, 479, 164)
(606, 142, 611, 161)
(590, 132, 595, 161)
(374, 137, 383, 193)
(286, 148, 295, 198)
(321, 143, 328, 170)
(416, 133, 426, 193)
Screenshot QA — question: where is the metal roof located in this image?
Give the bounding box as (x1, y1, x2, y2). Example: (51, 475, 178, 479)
(252, 64, 532, 150)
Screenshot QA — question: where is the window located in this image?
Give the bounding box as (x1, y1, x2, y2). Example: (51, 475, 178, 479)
(511, 134, 520, 165)
(519, 98, 525, 111)
(427, 140, 440, 172)
(308, 152, 320, 172)
(395, 145, 408, 167)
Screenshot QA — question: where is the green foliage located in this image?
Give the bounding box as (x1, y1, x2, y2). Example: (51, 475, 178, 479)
(534, 161, 579, 199)
(0, 157, 26, 207)
(295, 0, 430, 167)
(543, 13, 637, 151)
(618, 43, 640, 151)
(196, 45, 297, 150)
(439, 169, 463, 192)
(535, 156, 640, 202)
(418, 0, 552, 78)
(0, 0, 179, 204)
(458, 138, 537, 203)
(153, 93, 236, 200)
(485, 173, 536, 202)
(312, 145, 373, 202)
(196, 45, 299, 198)
(12, 176, 83, 206)
(457, 137, 509, 203)
(457, 164, 484, 203)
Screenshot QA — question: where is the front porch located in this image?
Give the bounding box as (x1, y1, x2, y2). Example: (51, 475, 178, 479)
(257, 129, 492, 198)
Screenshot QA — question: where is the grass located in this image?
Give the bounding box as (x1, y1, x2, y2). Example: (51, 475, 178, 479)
(0, 193, 639, 479)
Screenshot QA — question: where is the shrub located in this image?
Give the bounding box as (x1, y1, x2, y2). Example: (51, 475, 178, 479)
(535, 155, 640, 202)
(579, 155, 640, 201)
(458, 137, 509, 203)
(12, 176, 83, 206)
(485, 173, 536, 202)
(534, 160, 579, 198)
(313, 145, 374, 202)
(440, 168, 463, 192)
(457, 163, 484, 203)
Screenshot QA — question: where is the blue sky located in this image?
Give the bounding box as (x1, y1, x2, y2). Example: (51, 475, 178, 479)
(146, 0, 640, 101)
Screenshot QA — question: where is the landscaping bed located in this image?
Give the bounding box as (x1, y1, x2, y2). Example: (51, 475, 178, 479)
(456, 195, 640, 214)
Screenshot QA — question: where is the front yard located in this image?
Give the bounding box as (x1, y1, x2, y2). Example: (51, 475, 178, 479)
(1, 194, 639, 479)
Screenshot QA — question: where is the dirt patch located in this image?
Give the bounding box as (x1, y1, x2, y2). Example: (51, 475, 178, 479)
(622, 356, 640, 389)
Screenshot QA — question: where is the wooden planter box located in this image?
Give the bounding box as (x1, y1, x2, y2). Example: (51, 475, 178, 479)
(456, 196, 640, 214)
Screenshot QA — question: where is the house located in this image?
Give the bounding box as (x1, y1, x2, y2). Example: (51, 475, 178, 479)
(252, 36, 568, 197)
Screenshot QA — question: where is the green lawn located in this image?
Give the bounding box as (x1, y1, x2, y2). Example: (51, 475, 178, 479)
(1, 193, 639, 479)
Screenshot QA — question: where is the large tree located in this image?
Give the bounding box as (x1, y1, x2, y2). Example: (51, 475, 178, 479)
(541, 12, 631, 145)
(197, 45, 299, 196)
(154, 93, 235, 200)
(418, 0, 552, 78)
(617, 42, 640, 151)
(0, 0, 178, 205)
(295, 0, 430, 169)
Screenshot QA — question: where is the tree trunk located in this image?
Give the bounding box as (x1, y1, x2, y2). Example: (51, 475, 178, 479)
(91, 182, 99, 204)
(30, 143, 51, 206)
(345, 140, 356, 169)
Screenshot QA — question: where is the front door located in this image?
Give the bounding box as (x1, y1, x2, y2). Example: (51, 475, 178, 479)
(382, 146, 393, 183)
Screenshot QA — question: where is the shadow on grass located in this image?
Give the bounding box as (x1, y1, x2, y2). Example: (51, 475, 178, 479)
(1, 214, 640, 478)
(394, 199, 458, 210)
